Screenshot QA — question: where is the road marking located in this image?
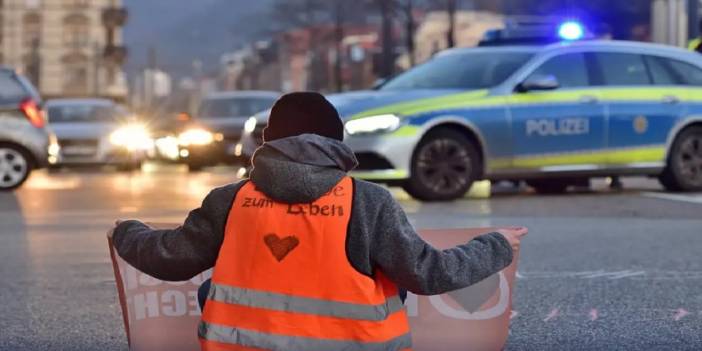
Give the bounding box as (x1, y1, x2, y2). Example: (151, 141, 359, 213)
(519, 270, 647, 280)
(641, 192, 702, 205)
(510, 310, 518, 320)
(544, 308, 559, 322)
(607, 270, 646, 280)
(673, 308, 690, 321)
(589, 309, 599, 321)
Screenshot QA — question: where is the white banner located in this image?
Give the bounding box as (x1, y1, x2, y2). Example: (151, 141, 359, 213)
(109, 227, 521, 351)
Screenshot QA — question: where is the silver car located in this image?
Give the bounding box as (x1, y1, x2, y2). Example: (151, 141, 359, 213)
(0, 67, 58, 190)
(47, 98, 152, 170)
(178, 91, 279, 170)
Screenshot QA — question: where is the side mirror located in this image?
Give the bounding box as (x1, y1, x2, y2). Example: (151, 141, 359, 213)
(517, 74, 559, 92)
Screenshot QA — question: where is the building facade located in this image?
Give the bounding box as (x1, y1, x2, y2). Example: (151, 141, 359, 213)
(0, 0, 127, 99)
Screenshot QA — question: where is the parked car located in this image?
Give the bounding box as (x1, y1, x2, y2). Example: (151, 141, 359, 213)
(0, 67, 58, 190)
(47, 98, 151, 171)
(238, 40, 702, 201)
(178, 91, 279, 171)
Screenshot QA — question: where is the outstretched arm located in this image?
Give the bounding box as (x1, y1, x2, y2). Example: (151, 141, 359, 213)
(111, 182, 243, 281)
(370, 194, 516, 295)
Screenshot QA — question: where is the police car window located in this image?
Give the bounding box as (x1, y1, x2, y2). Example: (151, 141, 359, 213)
(528, 53, 588, 88)
(594, 53, 650, 86)
(666, 60, 702, 86)
(379, 51, 534, 90)
(644, 56, 678, 85)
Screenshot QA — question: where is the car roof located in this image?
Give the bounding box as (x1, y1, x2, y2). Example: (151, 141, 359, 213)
(45, 98, 115, 107)
(543, 40, 692, 55)
(204, 90, 280, 100)
(438, 46, 542, 57)
(439, 40, 698, 61)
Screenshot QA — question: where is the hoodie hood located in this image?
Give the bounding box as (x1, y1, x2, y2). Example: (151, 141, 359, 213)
(250, 134, 358, 204)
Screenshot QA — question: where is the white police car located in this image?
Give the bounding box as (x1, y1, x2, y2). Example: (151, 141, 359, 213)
(239, 30, 702, 201)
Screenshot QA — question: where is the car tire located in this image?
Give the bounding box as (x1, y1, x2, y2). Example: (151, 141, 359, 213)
(0, 143, 33, 191)
(403, 128, 480, 202)
(526, 179, 570, 194)
(659, 126, 702, 192)
(186, 161, 206, 172)
(118, 160, 143, 172)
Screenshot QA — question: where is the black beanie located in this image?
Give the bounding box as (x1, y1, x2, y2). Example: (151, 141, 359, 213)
(264, 92, 344, 142)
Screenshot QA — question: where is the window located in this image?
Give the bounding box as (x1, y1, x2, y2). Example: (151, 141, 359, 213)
(67, 0, 90, 7)
(23, 12, 41, 48)
(528, 53, 589, 88)
(48, 104, 119, 123)
(63, 14, 90, 48)
(379, 51, 535, 90)
(593, 53, 650, 86)
(199, 97, 278, 118)
(667, 60, 702, 86)
(0, 71, 30, 105)
(64, 24, 90, 47)
(644, 56, 678, 85)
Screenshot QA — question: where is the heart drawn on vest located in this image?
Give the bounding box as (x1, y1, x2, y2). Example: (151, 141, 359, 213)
(263, 234, 299, 262)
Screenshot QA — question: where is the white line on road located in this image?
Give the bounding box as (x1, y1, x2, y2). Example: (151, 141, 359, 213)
(544, 308, 559, 322)
(673, 308, 690, 321)
(641, 192, 702, 205)
(510, 310, 518, 320)
(589, 309, 599, 321)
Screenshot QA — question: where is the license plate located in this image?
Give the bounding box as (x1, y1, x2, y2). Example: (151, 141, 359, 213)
(63, 145, 97, 156)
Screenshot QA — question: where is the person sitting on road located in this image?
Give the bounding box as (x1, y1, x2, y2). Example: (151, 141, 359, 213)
(109, 92, 526, 351)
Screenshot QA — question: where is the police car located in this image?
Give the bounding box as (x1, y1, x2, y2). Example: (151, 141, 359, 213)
(238, 29, 702, 201)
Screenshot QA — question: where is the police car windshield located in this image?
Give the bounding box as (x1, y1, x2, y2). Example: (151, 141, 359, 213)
(380, 51, 534, 91)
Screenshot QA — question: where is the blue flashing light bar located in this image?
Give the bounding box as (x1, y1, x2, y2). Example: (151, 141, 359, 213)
(558, 21, 585, 41)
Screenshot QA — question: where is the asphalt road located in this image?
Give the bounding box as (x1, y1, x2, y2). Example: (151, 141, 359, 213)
(1, 164, 701, 350)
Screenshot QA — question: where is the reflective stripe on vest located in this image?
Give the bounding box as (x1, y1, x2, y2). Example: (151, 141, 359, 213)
(207, 282, 405, 321)
(199, 322, 413, 351)
(200, 177, 411, 350)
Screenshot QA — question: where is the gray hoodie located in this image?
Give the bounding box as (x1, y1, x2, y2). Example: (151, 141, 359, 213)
(113, 134, 513, 295)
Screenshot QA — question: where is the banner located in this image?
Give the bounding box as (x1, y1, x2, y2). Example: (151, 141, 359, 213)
(110, 227, 520, 351)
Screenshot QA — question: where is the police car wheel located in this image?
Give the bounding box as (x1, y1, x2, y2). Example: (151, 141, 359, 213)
(0, 144, 32, 191)
(660, 126, 702, 191)
(404, 128, 479, 201)
(186, 161, 206, 172)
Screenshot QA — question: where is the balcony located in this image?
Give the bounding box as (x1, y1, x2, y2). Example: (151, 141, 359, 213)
(102, 7, 128, 28)
(103, 45, 127, 64)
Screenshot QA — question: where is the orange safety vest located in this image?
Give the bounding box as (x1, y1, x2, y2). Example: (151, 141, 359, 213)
(199, 177, 412, 351)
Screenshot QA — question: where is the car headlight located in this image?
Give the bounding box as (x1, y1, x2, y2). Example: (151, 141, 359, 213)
(244, 117, 257, 133)
(179, 128, 214, 146)
(345, 114, 401, 135)
(109, 124, 152, 151)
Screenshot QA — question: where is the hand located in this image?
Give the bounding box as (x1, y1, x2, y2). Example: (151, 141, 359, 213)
(107, 220, 123, 240)
(497, 227, 528, 252)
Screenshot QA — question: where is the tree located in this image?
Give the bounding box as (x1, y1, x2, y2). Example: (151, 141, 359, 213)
(373, 0, 397, 78)
(446, 0, 457, 48)
(399, 0, 416, 67)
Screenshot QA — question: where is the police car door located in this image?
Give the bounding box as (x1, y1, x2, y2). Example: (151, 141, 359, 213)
(591, 52, 687, 169)
(508, 52, 606, 172)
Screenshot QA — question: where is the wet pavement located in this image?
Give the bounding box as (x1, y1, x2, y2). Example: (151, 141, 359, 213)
(1, 164, 701, 350)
